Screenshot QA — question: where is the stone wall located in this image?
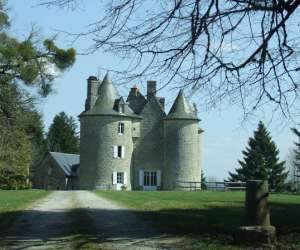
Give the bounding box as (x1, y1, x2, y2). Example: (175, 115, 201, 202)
(37, 156, 67, 190)
(132, 100, 165, 189)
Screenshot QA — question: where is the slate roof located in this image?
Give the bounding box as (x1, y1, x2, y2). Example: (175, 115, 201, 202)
(165, 90, 199, 120)
(49, 152, 79, 176)
(80, 73, 141, 119)
(126, 87, 147, 114)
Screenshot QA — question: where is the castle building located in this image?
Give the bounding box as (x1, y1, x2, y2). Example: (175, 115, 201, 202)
(78, 73, 203, 190)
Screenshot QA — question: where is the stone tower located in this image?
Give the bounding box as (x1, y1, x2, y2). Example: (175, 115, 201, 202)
(79, 73, 140, 190)
(163, 90, 202, 190)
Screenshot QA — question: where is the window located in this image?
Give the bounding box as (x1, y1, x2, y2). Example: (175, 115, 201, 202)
(113, 145, 125, 158)
(118, 122, 124, 134)
(139, 170, 161, 187)
(143, 171, 157, 186)
(117, 172, 124, 184)
(117, 146, 122, 158)
(112, 171, 127, 185)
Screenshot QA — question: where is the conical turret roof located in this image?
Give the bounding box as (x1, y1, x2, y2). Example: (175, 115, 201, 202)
(90, 73, 119, 114)
(80, 72, 141, 118)
(165, 90, 199, 120)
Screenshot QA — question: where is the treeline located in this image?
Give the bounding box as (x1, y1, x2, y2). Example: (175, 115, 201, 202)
(0, 106, 79, 189)
(0, 0, 76, 189)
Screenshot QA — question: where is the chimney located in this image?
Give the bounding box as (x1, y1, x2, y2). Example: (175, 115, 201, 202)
(130, 84, 139, 97)
(85, 76, 99, 111)
(147, 80, 156, 100)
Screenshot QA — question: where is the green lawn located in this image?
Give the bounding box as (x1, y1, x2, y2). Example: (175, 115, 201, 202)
(96, 191, 300, 249)
(0, 190, 51, 213)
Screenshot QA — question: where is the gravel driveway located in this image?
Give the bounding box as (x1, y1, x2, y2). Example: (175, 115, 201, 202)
(0, 191, 169, 250)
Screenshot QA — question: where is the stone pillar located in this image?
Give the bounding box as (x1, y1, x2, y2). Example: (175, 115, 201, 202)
(235, 180, 276, 246)
(245, 180, 270, 226)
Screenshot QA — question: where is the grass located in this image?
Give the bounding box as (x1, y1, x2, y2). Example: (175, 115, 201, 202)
(0, 189, 51, 213)
(96, 191, 300, 249)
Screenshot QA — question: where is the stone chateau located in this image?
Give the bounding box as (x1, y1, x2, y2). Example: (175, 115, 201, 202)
(36, 73, 203, 190)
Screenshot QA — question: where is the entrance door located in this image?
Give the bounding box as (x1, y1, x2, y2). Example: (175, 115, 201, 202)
(142, 171, 159, 191)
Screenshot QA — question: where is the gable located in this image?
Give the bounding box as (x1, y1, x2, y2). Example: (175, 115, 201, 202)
(140, 98, 166, 118)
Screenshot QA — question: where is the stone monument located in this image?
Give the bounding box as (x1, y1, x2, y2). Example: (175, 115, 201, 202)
(236, 180, 276, 246)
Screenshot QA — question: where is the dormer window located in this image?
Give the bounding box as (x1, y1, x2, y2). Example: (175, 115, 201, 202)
(119, 104, 125, 113)
(118, 122, 124, 134)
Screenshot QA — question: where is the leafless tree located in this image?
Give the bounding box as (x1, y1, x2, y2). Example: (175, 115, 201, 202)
(39, 0, 300, 119)
(285, 148, 300, 191)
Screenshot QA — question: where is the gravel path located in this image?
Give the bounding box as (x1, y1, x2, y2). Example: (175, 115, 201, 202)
(0, 191, 74, 250)
(0, 191, 173, 250)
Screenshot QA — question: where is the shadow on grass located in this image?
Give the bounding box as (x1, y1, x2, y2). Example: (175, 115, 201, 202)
(270, 202, 300, 233)
(0, 202, 299, 249)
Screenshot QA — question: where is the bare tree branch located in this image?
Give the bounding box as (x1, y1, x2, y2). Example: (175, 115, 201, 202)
(39, 0, 300, 119)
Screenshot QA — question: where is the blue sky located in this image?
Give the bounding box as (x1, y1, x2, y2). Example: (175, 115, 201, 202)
(8, 1, 297, 180)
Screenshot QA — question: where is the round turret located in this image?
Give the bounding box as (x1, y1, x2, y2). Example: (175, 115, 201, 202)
(80, 116, 133, 190)
(79, 73, 140, 190)
(163, 90, 202, 190)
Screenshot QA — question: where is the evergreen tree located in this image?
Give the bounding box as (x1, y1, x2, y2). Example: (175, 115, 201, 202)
(291, 128, 300, 176)
(228, 121, 288, 191)
(201, 170, 207, 190)
(0, 1, 75, 189)
(47, 112, 79, 153)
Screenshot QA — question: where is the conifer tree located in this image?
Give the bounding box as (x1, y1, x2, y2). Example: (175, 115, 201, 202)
(46, 112, 79, 153)
(228, 121, 288, 191)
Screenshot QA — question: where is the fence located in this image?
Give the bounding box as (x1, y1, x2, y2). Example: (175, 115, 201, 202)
(175, 181, 246, 191)
(175, 181, 202, 191)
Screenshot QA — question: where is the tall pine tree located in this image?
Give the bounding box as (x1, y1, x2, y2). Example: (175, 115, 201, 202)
(228, 121, 288, 191)
(46, 112, 79, 153)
